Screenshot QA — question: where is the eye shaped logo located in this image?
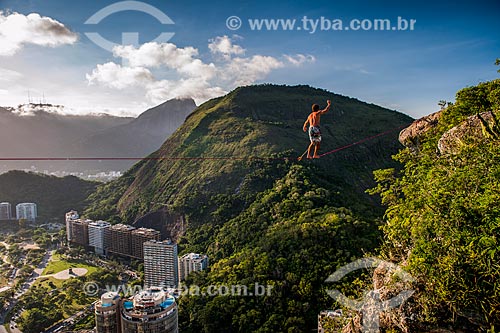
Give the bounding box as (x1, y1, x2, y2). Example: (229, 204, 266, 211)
(84, 0, 175, 52)
(325, 257, 415, 333)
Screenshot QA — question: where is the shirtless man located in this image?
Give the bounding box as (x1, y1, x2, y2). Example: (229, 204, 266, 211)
(303, 100, 331, 158)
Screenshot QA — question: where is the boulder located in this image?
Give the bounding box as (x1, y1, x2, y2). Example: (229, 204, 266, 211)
(437, 111, 499, 154)
(399, 111, 442, 150)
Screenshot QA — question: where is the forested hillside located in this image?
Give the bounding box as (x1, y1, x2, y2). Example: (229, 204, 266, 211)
(0, 170, 97, 222)
(369, 79, 500, 331)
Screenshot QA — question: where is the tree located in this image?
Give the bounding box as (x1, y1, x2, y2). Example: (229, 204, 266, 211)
(438, 100, 453, 110)
(438, 100, 447, 109)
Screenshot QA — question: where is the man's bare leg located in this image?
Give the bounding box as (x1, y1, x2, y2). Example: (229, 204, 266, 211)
(307, 142, 314, 158)
(313, 142, 321, 158)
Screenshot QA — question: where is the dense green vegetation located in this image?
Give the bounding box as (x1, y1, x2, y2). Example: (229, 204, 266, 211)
(179, 164, 380, 332)
(0, 170, 98, 222)
(369, 79, 500, 330)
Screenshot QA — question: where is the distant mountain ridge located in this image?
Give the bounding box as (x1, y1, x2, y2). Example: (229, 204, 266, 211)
(74, 98, 197, 157)
(0, 98, 196, 173)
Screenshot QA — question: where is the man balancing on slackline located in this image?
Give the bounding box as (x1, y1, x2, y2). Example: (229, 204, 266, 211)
(302, 99, 331, 159)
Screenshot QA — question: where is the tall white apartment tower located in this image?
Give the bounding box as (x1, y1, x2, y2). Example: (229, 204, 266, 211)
(178, 253, 209, 281)
(16, 203, 37, 222)
(88, 220, 111, 255)
(0, 202, 12, 220)
(143, 240, 179, 288)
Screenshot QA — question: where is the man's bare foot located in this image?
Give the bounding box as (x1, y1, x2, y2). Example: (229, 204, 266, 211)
(313, 155, 320, 159)
(307, 155, 313, 159)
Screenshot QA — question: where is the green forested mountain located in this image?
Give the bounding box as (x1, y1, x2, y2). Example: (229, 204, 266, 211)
(0, 170, 98, 222)
(369, 79, 500, 331)
(85, 85, 411, 224)
(84, 84, 412, 331)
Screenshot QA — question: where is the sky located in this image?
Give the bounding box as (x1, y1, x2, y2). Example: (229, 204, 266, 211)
(0, 0, 498, 118)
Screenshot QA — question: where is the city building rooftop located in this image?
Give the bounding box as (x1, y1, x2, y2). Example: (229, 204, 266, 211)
(89, 220, 111, 227)
(132, 227, 159, 235)
(144, 239, 174, 245)
(73, 218, 92, 223)
(121, 288, 176, 312)
(100, 291, 120, 307)
(109, 223, 135, 231)
(183, 252, 207, 260)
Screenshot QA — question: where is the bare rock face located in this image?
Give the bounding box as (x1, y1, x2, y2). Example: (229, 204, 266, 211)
(437, 111, 499, 155)
(398, 110, 500, 155)
(399, 111, 442, 150)
(341, 260, 417, 333)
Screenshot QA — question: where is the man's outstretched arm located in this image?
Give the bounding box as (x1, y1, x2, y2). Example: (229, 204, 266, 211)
(319, 100, 332, 114)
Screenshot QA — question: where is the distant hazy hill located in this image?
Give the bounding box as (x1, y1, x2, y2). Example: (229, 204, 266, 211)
(74, 98, 197, 158)
(0, 170, 97, 222)
(0, 98, 196, 173)
(0, 105, 132, 157)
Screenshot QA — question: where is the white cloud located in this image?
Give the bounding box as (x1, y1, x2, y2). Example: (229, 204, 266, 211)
(86, 62, 154, 89)
(146, 79, 226, 104)
(0, 67, 23, 81)
(208, 35, 245, 60)
(84, 60, 225, 104)
(225, 55, 284, 86)
(284, 54, 316, 66)
(113, 42, 216, 80)
(86, 37, 315, 104)
(0, 11, 78, 56)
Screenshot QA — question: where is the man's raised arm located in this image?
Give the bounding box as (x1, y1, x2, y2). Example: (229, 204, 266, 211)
(320, 100, 332, 114)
